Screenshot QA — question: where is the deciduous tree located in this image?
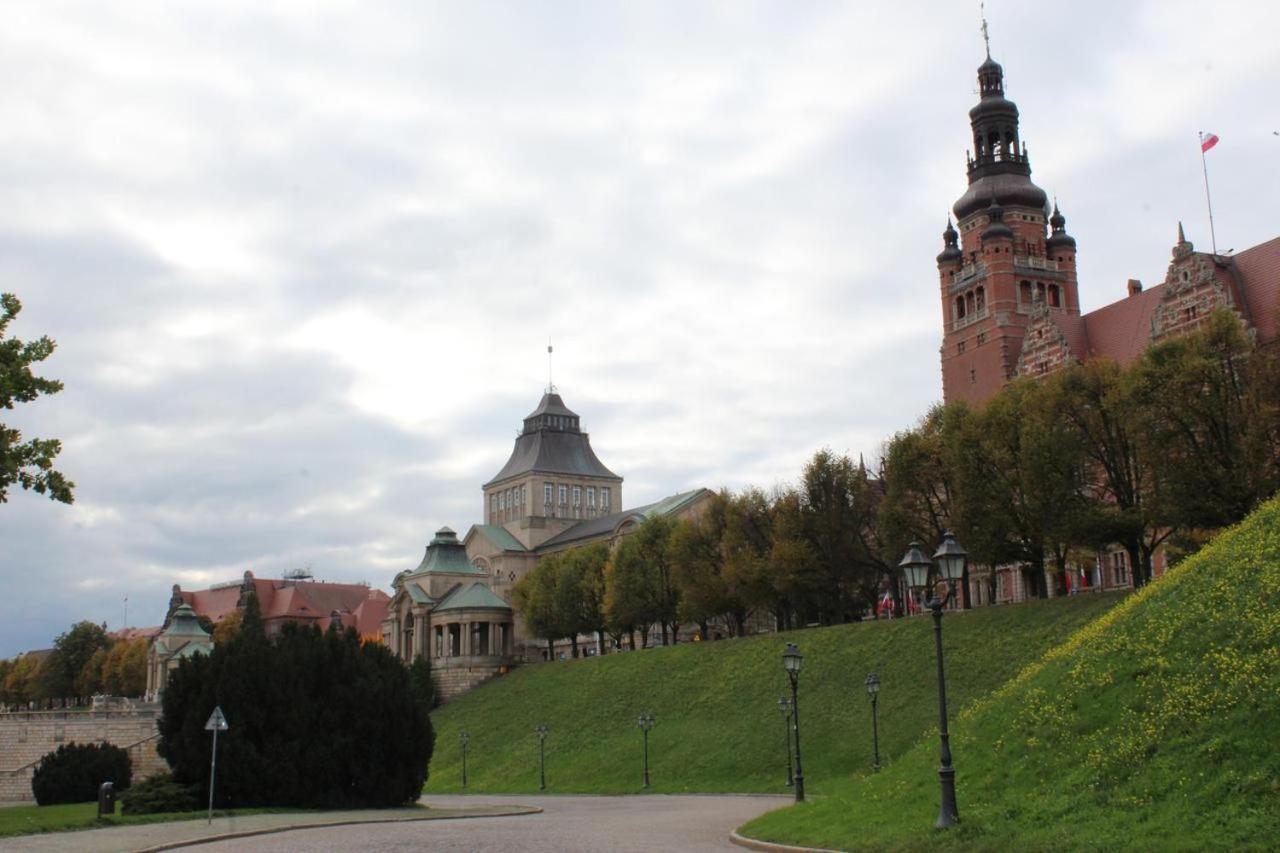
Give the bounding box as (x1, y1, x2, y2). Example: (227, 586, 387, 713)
(0, 293, 73, 504)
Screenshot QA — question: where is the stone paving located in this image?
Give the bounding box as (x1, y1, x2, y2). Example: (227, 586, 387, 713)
(191, 794, 791, 852)
(0, 794, 790, 852)
(0, 801, 538, 853)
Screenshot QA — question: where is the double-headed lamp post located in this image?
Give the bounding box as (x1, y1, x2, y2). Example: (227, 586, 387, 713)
(776, 696, 794, 787)
(534, 725, 549, 791)
(637, 712, 656, 788)
(865, 673, 881, 772)
(460, 731, 470, 788)
(782, 643, 805, 802)
(899, 531, 969, 829)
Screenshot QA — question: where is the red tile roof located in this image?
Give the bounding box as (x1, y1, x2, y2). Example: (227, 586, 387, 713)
(1050, 311, 1090, 360)
(1081, 284, 1164, 364)
(1082, 236, 1280, 364)
(180, 577, 389, 640)
(1233, 236, 1280, 344)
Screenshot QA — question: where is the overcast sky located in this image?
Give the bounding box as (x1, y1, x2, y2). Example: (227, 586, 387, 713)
(2, 1, 1276, 656)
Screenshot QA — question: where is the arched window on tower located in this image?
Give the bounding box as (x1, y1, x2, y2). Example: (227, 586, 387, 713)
(955, 295, 966, 320)
(1036, 282, 1047, 303)
(1020, 280, 1032, 305)
(965, 291, 976, 317)
(1049, 285, 1061, 308)
(975, 286, 986, 312)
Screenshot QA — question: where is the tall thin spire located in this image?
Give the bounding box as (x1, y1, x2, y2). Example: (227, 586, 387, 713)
(546, 339, 556, 393)
(980, 2, 991, 58)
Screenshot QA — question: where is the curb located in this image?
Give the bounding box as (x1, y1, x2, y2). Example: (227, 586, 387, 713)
(729, 829, 842, 853)
(133, 806, 542, 852)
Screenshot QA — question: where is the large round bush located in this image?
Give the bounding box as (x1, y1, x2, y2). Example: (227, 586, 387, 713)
(31, 742, 132, 805)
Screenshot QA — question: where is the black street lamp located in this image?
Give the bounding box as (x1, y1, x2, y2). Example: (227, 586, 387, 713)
(636, 712, 656, 788)
(459, 731, 470, 788)
(864, 673, 881, 772)
(776, 696, 794, 787)
(899, 531, 969, 829)
(534, 725, 549, 791)
(782, 642, 805, 802)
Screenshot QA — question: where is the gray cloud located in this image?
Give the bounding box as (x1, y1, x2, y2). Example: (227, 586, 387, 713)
(2, 1, 1277, 655)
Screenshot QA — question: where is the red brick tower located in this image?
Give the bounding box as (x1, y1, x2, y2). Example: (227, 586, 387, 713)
(937, 53, 1080, 405)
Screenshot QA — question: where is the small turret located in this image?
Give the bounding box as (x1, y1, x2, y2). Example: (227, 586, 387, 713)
(1045, 201, 1076, 252)
(937, 218, 963, 264)
(980, 199, 1014, 243)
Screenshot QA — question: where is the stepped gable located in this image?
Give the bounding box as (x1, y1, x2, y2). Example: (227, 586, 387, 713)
(485, 392, 620, 486)
(1080, 232, 1280, 364)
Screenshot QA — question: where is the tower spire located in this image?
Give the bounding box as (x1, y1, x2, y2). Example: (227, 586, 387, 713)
(546, 339, 555, 394)
(981, 3, 991, 59)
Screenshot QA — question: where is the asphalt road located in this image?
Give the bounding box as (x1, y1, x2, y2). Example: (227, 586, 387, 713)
(188, 794, 791, 853)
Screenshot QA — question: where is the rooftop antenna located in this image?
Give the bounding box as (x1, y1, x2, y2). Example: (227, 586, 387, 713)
(546, 339, 556, 394)
(980, 2, 991, 58)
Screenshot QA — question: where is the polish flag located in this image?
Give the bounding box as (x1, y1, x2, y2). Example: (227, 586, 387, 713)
(1201, 133, 1220, 153)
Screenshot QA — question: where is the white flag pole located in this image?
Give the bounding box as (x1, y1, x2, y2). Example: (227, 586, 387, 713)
(1199, 132, 1219, 254)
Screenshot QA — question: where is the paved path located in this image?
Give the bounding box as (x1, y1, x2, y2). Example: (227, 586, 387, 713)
(0, 802, 536, 853)
(191, 795, 790, 853)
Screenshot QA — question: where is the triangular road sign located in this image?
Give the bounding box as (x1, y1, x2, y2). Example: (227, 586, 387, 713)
(204, 706, 229, 731)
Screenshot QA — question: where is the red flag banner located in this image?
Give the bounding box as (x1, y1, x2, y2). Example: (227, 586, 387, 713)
(1201, 133, 1220, 153)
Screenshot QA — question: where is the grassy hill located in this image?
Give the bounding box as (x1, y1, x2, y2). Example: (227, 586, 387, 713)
(741, 494, 1280, 851)
(424, 592, 1120, 796)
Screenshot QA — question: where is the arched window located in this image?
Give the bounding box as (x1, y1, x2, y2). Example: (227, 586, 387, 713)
(965, 291, 976, 316)
(975, 286, 986, 311)
(1049, 285, 1061, 308)
(1020, 280, 1032, 305)
(955, 295, 966, 319)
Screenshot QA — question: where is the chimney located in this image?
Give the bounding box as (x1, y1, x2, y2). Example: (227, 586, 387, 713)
(1127, 279, 1143, 297)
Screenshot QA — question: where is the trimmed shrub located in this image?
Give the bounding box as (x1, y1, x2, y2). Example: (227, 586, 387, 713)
(31, 742, 132, 805)
(158, 597, 434, 809)
(120, 772, 200, 815)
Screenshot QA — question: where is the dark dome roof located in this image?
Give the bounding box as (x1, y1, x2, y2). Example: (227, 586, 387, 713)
(1046, 232, 1077, 251)
(969, 95, 1018, 121)
(955, 172, 1048, 221)
(937, 246, 963, 264)
(981, 200, 1014, 242)
(978, 56, 1002, 74)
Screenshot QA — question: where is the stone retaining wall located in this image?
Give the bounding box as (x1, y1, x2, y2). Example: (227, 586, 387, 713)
(0, 708, 166, 802)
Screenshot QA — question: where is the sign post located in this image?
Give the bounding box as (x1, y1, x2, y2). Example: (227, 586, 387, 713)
(204, 706, 228, 825)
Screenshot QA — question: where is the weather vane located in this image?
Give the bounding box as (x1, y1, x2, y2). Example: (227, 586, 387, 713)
(980, 3, 990, 58)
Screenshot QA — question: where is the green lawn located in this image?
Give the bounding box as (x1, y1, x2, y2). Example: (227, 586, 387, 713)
(740, 494, 1280, 851)
(0, 802, 305, 838)
(425, 591, 1121, 796)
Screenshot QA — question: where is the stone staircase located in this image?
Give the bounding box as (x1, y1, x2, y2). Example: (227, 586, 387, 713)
(0, 708, 166, 802)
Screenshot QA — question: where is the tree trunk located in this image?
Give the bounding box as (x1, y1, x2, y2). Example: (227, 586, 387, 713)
(1124, 539, 1145, 589)
(546, 639, 554, 661)
(596, 629, 607, 655)
(569, 636, 579, 658)
(699, 619, 709, 641)
(961, 565, 973, 609)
